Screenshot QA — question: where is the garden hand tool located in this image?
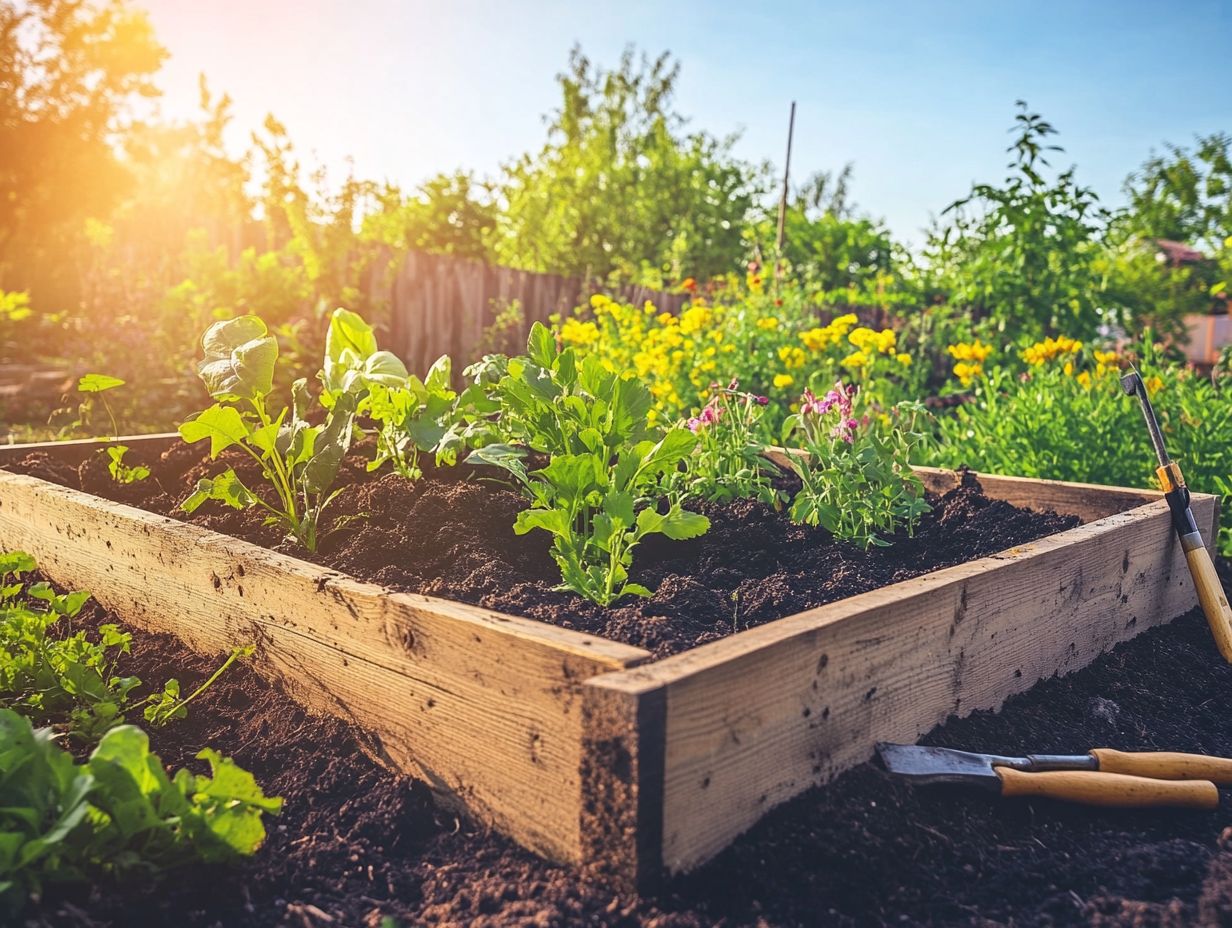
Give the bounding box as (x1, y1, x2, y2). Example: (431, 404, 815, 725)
(876, 742, 1231, 809)
(1120, 369, 1232, 662)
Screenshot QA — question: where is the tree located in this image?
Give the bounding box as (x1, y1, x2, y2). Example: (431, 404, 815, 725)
(0, 0, 165, 303)
(925, 102, 1108, 338)
(745, 164, 904, 302)
(361, 171, 497, 262)
(1122, 134, 1232, 251)
(494, 46, 766, 283)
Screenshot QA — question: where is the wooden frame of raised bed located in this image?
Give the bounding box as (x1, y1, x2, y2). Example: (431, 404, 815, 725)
(0, 435, 1218, 890)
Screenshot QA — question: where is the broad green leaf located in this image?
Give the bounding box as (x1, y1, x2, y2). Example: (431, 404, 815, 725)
(602, 490, 635, 529)
(526, 321, 558, 368)
(658, 507, 710, 540)
(467, 443, 529, 485)
(181, 470, 252, 513)
(513, 508, 570, 538)
(424, 355, 452, 393)
(540, 454, 601, 498)
(179, 404, 251, 457)
(77, 373, 124, 394)
(248, 408, 287, 456)
(302, 392, 356, 495)
(197, 316, 277, 400)
(326, 308, 378, 366)
(0, 552, 36, 579)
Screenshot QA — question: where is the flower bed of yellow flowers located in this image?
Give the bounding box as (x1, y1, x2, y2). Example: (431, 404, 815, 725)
(561, 293, 916, 426)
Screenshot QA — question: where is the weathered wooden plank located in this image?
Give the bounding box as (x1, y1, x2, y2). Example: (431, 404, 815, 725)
(0, 471, 650, 864)
(589, 492, 1218, 877)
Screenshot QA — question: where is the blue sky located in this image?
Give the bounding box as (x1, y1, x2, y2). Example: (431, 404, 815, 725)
(140, 0, 1231, 246)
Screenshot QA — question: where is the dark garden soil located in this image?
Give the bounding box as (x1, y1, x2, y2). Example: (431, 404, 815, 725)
(24, 565, 1232, 927)
(6, 441, 1079, 658)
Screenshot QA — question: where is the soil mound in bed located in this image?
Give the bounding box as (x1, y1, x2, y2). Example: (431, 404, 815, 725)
(6, 443, 1080, 657)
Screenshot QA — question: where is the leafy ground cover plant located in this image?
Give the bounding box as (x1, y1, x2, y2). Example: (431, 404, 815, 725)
(470, 323, 709, 605)
(0, 553, 248, 740)
(0, 710, 281, 905)
(179, 315, 357, 552)
(102, 445, 149, 484)
(783, 382, 932, 548)
(673, 380, 779, 505)
(929, 337, 1232, 553)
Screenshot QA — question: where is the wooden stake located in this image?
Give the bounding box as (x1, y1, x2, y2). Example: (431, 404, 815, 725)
(775, 101, 797, 257)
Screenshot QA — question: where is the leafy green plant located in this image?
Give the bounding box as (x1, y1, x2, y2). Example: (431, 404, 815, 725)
(927, 344, 1232, 554)
(0, 553, 248, 740)
(366, 356, 463, 479)
(103, 445, 149, 484)
(783, 382, 931, 548)
(0, 552, 132, 741)
(470, 323, 709, 605)
(141, 645, 254, 728)
(179, 315, 357, 552)
(673, 381, 779, 505)
(926, 102, 1108, 339)
(67, 374, 127, 440)
(319, 307, 408, 407)
(0, 710, 281, 902)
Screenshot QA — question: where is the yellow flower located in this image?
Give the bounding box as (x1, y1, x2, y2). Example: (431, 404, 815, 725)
(1063, 361, 1074, 376)
(773, 373, 794, 389)
(799, 327, 829, 351)
(1077, 370, 1092, 389)
(848, 327, 877, 351)
(1022, 335, 1082, 366)
(657, 312, 677, 327)
(947, 340, 992, 363)
(589, 294, 612, 311)
(559, 317, 599, 347)
(842, 350, 869, 369)
(953, 361, 983, 387)
(1145, 375, 1164, 396)
(849, 326, 897, 355)
(756, 316, 779, 331)
(1094, 350, 1120, 376)
(679, 305, 712, 334)
(896, 353, 912, 366)
(777, 345, 806, 369)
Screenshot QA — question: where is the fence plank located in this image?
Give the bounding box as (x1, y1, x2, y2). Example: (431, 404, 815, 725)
(383, 251, 688, 374)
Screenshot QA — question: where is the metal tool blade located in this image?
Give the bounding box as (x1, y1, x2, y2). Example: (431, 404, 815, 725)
(876, 743, 1015, 789)
(1120, 367, 1171, 468)
(876, 743, 1099, 789)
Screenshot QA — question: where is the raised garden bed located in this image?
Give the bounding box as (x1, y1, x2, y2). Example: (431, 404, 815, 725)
(0, 434, 1217, 890)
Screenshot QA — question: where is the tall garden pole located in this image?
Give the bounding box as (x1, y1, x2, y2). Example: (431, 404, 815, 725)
(775, 101, 797, 258)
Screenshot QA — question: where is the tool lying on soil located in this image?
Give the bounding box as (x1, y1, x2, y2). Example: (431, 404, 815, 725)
(876, 743, 1232, 809)
(1120, 369, 1232, 663)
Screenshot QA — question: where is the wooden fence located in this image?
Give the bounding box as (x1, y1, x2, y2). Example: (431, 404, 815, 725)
(384, 250, 688, 373)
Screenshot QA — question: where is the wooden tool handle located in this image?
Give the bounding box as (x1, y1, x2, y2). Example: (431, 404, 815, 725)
(996, 767, 1218, 809)
(1186, 545, 1232, 664)
(1092, 748, 1232, 785)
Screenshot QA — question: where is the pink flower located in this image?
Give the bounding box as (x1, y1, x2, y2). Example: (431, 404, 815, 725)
(689, 395, 724, 431)
(755, 395, 769, 406)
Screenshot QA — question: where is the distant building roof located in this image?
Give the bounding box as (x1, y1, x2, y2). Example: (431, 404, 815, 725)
(1154, 238, 1206, 266)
